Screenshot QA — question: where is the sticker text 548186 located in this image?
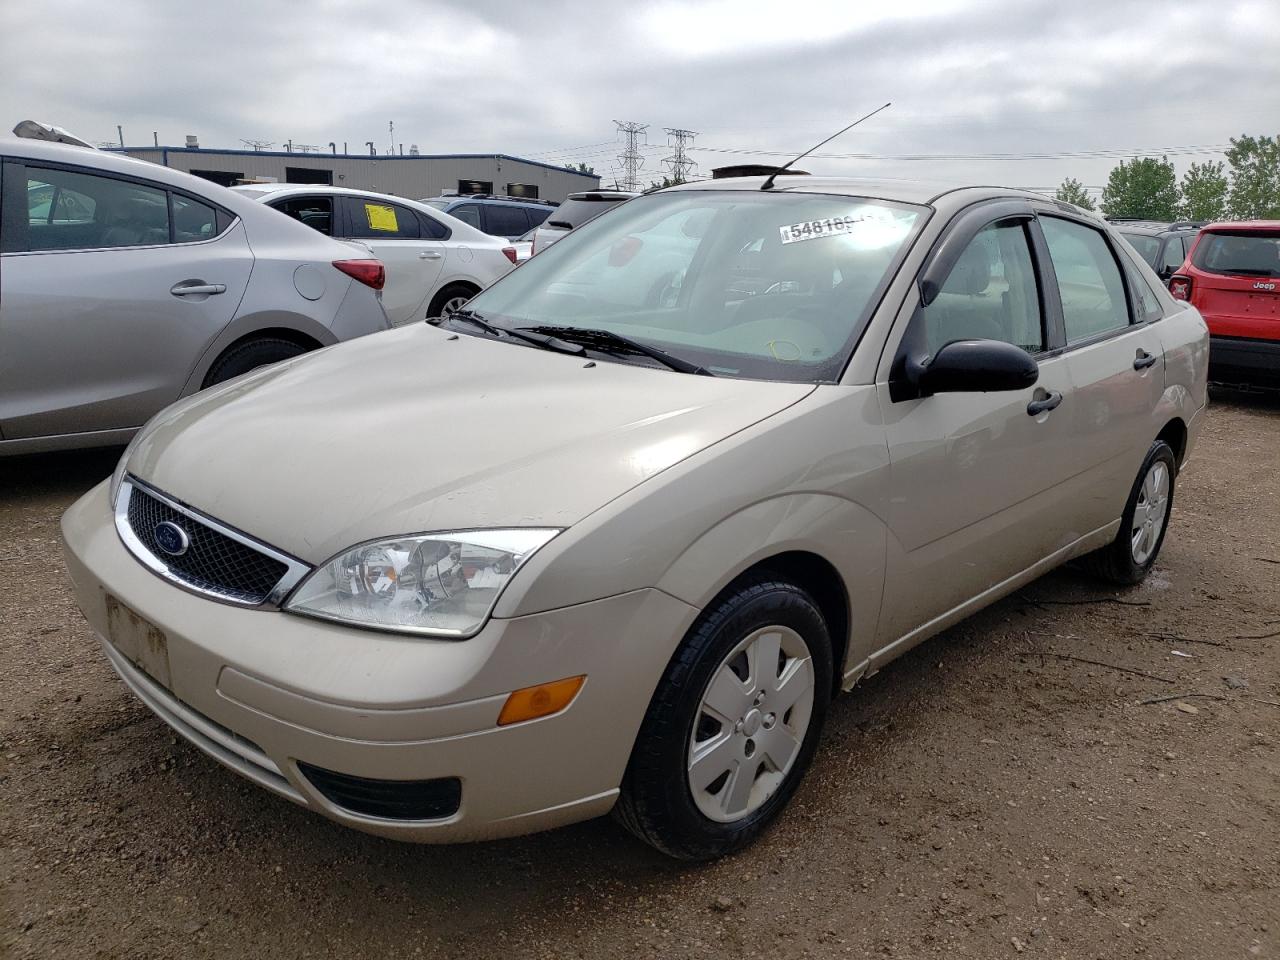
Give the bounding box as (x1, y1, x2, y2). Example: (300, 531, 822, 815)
(779, 216, 868, 245)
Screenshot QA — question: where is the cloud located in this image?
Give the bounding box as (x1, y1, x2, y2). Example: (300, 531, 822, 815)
(1, 0, 1277, 196)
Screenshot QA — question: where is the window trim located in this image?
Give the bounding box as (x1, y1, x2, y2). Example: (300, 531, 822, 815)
(1035, 211, 1149, 354)
(0, 157, 238, 255)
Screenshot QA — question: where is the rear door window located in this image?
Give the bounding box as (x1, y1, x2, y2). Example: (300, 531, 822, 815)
(1040, 216, 1130, 343)
(21, 166, 169, 252)
(482, 205, 531, 238)
(171, 195, 218, 243)
(269, 195, 334, 236)
(416, 210, 450, 240)
(1192, 231, 1280, 278)
(344, 197, 421, 240)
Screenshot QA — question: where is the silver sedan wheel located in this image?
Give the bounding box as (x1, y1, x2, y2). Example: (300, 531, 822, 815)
(1131, 460, 1170, 565)
(441, 294, 471, 316)
(687, 625, 816, 823)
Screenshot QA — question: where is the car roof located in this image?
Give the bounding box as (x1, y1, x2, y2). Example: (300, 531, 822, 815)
(1110, 219, 1206, 235)
(230, 184, 496, 243)
(565, 190, 640, 201)
(1199, 220, 1280, 232)
(436, 195, 551, 207)
(664, 176, 1066, 214)
(0, 138, 323, 231)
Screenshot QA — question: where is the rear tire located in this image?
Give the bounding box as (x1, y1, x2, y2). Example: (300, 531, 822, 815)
(427, 283, 479, 320)
(1078, 439, 1177, 585)
(202, 338, 309, 388)
(614, 575, 833, 860)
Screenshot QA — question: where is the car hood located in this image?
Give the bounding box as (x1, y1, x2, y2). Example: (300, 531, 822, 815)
(126, 324, 815, 563)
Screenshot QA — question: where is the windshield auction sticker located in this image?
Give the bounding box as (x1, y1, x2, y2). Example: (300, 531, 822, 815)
(779, 216, 867, 244)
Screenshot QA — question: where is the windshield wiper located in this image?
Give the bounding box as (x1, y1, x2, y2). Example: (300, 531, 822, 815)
(442, 309, 585, 356)
(521, 326, 712, 376)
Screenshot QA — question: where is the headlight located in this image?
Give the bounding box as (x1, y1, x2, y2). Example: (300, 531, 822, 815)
(110, 430, 147, 506)
(283, 529, 560, 637)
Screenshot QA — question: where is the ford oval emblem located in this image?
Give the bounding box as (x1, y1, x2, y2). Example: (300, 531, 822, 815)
(154, 520, 190, 557)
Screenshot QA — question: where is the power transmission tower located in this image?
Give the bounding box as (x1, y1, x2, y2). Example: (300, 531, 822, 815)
(614, 121, 648, 191)
(663, 128, 698, 183)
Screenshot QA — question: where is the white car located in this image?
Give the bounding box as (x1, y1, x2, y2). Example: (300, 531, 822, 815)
(531, 189, 638, 255)
(232, 186, 518, 325)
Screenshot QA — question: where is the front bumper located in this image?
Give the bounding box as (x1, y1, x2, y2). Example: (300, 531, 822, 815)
(1208, 335, 1280, 390)
(62, 480, 697, 843)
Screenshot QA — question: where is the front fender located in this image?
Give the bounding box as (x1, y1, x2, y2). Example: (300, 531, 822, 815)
(654, 493, 887, 682)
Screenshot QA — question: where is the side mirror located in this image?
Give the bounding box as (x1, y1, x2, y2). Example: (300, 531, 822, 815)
(914, 339, 1039, 397)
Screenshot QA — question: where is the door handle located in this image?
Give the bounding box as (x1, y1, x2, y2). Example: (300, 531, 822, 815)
(418, 252, 442, 260)
(1133, 349, 1158, 370)
(170, 282, 226, 297)
(1027, 391, 1063, 416)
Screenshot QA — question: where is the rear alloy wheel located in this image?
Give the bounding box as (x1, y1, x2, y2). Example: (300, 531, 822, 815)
(614, 576, 832, 860)
(1079, 439, 1177, 584)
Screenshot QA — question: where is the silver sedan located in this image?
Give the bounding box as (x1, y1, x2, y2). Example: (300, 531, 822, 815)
(0, 138, 389, 455)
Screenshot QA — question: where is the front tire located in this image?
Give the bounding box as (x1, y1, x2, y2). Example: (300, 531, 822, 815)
(615, 576, 833, 860)
(1079, 439, 1177, 585)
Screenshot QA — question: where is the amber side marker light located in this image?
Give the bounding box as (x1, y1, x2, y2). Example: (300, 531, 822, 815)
(497, 676, 586, 726)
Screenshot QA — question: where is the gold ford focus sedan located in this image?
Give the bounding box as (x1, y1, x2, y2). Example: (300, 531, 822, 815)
(62, 177, 1209, 860)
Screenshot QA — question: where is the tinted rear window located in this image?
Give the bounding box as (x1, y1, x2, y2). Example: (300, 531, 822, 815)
(548, 197, 626, 229)
(1192, 231, 1280, 278)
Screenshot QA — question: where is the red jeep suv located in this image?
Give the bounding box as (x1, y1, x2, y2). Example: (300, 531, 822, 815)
(1170, 222, 1280, 389)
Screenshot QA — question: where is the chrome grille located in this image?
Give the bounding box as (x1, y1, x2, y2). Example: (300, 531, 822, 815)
(116, 479, 310, 607)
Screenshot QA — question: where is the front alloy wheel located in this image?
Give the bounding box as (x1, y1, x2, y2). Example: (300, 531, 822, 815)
(615, 575, 833, 860)
(688, 625, 816, 822)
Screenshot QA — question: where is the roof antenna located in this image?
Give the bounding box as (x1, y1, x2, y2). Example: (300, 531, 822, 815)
(760, 102, 892, 191)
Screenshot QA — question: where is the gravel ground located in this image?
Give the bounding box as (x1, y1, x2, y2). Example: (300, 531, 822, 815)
(2, 392, 1277, 960)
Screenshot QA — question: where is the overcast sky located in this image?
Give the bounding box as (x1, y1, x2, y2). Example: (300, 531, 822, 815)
(3, 0, 1278, 200)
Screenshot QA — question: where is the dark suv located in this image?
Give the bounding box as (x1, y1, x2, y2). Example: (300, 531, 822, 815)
(1109, 219, 1206, 282)
(420, 195, 555, 240)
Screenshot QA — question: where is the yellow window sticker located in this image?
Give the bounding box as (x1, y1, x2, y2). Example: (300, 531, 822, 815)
(365, 203, 399, 232)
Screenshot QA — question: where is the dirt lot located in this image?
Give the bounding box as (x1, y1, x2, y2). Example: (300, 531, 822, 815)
(2, 393, 1277, 960)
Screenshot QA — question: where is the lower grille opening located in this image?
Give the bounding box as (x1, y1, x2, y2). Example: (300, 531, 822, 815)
(297, 762, 461, 821)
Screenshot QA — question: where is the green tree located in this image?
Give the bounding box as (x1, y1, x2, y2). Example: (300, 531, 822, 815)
(574, 162, 595, 175)
(1179, 161, 1229, 221)
(646, 175, 681, 191)
(1054, 177, 1096, 211)
(1225, 134, 1280, 220)
(1101, 156, 1180, 220)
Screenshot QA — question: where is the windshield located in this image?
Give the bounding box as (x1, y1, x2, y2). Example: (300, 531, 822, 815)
(463, 190, 926, 383)
(1120, 232, 1161, 267)
(1192, 231, 1280, 278)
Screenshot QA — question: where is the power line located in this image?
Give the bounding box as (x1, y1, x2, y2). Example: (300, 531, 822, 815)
(663, 128, 698, 183)
(614, 121, 648, 191)
(687, 143, 1233, 163)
